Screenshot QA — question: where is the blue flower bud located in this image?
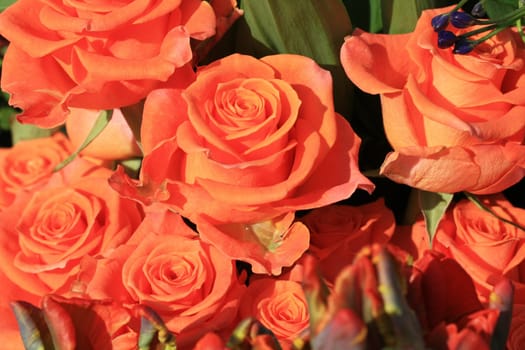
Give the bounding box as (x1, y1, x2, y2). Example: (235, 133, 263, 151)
(431, 13, 449, 32)
(450, 11, 476, 28)
(471, 2, 486, 18)
(437, 30, 457, 49)
(453, 38, 476, 54)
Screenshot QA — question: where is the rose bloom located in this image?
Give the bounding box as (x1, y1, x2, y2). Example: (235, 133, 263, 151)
(430, 196, 525, 301)
(0, 0, 216, 127)
(299, 199, 395, 283)
(0, 158, 144, 300)
(341, 6, 525, 194)
(239, 278, 309, 347)
(0, 133, 72, 209)
(80, 209, 246, 349)
(111, 53, 373, 225)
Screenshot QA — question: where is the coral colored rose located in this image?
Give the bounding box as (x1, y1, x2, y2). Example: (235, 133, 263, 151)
(66, 108, 141, 160)
(0, 158, 143, 300)
(110, 53, 374, 225)
(432, 196, 525, 300)
(0, 133, 72, 209)
(300, 199, 395, 283)
(239, 278, 309, 345)
(341, 6, 525, 194)
(0, 0, 216, 127)
(80, 209, 245, 349)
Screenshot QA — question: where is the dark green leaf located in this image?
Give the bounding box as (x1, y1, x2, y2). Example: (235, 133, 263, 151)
(382, 0, 457, 34)
(382, 0, 419, 33)
(419, 190, 454, 244)
(54, 110, 113, 171)
(483, 0, 518, 20)
(0, 106, 15, 130)
(343, 0, 383, 33)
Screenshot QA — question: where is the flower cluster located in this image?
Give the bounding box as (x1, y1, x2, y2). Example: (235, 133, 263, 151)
(0, 0, 524, 349)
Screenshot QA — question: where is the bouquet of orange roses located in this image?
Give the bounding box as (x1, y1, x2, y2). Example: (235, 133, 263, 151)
(0, 0, 523, 349)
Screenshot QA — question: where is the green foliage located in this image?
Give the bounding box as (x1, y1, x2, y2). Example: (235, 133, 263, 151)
(0, 0, 16, 11)
(343, 0, 383, 33)
(381, 0, 457, 33)
(11, 120, 56, 144)
(419, 190, 454, 245)
(483, 0, 518, 20)
(0, 106, 14, 130)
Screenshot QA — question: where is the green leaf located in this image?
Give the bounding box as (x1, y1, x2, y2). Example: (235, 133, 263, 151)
(343, 0, 383, 33)
(382, 0, 458, 34)
(381, 0, 419, 34)
(11, 119, 57, 144)
(418, 190, 454, 244)
(0, 0, 16, 11)
(236, 0, 354, 117)
(54, 110, 113, 172)
(483, 0, 518, 20)
(0, 106, 15, 130)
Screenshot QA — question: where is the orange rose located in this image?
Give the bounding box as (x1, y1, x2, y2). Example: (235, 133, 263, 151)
(0, 158, 143, 299)
(0, 0, 216, 127)
(239, 278, 309, 346)
(80, 209, 246, 349)
(0, 133, 72, 209)
(341, 6, 525, 194)
(430, 196, 525, 301)
(110, 53, 374, 225)
(299, 199, 395, 283)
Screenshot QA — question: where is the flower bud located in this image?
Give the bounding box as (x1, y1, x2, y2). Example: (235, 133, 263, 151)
(431, 13, 450, 32)
(453, 38, 476, 54)
(450, 11, 476, 28)
(437, 30, 458, 49)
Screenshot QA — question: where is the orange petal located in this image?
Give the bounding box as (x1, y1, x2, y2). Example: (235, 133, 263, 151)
(340, 29, 412, 94)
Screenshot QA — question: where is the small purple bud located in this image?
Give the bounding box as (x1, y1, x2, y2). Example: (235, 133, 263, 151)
(450, 11, 476, 28)
(437, 30, 457, 49)
(431, 13, 449, 32)
(471, 2, 486, 18)
(453, 38, 476, 54)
